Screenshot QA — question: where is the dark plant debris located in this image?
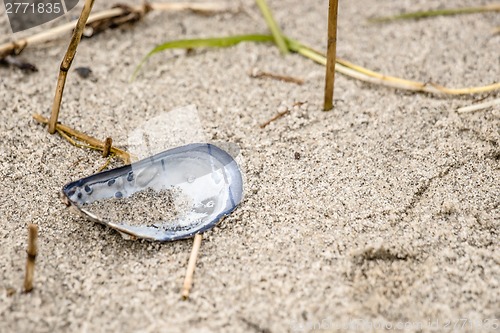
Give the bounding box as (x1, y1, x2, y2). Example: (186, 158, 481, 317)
(249, 68, 304, 85)
(75, 67, 92, 78)
(83, 3, 151, 37)
(0, 55, 37, 72)
(260, 109, 290, 129)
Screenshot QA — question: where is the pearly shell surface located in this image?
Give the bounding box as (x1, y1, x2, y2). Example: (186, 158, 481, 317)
(62, 143, 243, 241)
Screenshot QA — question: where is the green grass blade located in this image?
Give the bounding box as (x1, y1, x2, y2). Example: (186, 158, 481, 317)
(132, 34, 275, 80)
(255, 0, 289, 55)
(147, 34, 274, 55)
(133, 33, 312, 80)
(370, 4, 500, 23)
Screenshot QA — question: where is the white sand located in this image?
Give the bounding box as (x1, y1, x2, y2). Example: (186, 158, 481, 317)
(0, 0, 499, 332)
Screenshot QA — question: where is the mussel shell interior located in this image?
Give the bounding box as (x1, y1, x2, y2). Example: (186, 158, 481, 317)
(62, 143, 243, 241)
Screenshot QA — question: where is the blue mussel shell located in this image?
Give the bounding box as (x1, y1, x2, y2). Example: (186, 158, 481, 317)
(62, 143, 243, 241)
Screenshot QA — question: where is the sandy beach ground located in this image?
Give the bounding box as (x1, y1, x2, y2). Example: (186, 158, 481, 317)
(1, 0, 499, 332)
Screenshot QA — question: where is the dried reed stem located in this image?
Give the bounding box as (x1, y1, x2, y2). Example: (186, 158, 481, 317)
(324, 0, 339, 111)
(48, 0, 95, 134)
(291, 40, 500, 95)
(23, 224, 38, 293)
(182, 233, 203, 300)
(33, 113, 132, 164)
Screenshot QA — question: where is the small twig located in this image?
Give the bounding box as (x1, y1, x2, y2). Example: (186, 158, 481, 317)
(96, 155, 114, 172)
(48, 0, 95, 134)
(370, 4, 500, 23)
(255, 0, 289, 55)
(293, 101, 306, 107)
(33, 113, 132, 164)
(182, 233, 203, 300)
(260, 108, 291, 128)
(249, 69, 304, 85)
(102, 137, 113, 157)
(149, 2, 233, 13)
(457, 98, 500, 113)
(24, 224, 38, 293)
(324, 0, 339, 111)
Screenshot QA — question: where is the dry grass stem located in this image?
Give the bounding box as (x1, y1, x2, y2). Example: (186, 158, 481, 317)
(182, 234, 203, 300)
(96, 156, 114, 172)
(33, 113, 132, 164)
(0, 2, 234, 59)
(338, 57, 500, 94)
(457, 98, 500, 113)
(324, 0, 339, 111)
(292, 42, 500, 95)
(48, 0, 95, 134)
(23, 224, 38, 293)
(370, 4, 500, 22)
(260, 108, 291, 128)
(249, 69, 304, 85)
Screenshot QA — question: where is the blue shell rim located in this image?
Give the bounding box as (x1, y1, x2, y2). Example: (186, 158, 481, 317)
(61, 143, 244, 242)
